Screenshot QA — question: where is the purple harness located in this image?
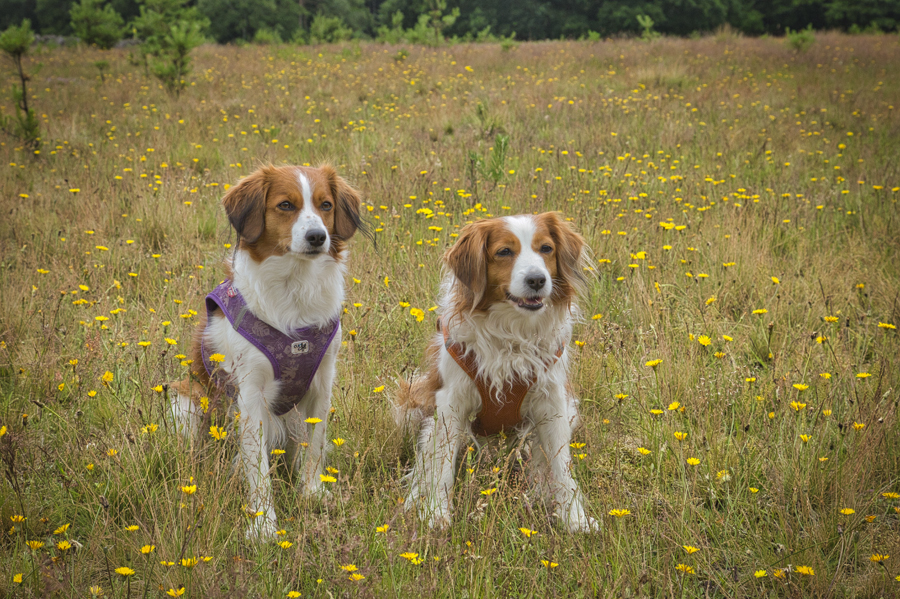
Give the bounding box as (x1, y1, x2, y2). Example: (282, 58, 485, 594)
(201, 281, 340, 417)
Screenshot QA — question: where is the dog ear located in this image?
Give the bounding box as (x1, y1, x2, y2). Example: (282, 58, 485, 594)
(222, 167, 271, 244)
(321, 164, 369, 243)
(541, 212, 586, 302)
(445, 220, 491, 307)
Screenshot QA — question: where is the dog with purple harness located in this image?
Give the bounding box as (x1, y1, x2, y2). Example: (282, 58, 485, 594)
(168, 164, 366, 540)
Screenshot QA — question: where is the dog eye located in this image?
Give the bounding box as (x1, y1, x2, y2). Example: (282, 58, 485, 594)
(320, 201, 333, 211)
(277, 201, 295, 211)
(496, 248, 512, 257)
(540, 244, 553, 254)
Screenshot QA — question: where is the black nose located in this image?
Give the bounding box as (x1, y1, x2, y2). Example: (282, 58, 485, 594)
(525, 273, 546, 291)
(306, 229, 327, 248)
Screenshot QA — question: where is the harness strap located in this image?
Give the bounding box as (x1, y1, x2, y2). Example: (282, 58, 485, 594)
(440, 320, 563, 436)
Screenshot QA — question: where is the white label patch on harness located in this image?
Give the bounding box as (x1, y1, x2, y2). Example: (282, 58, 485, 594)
(291, 340, 310, 355)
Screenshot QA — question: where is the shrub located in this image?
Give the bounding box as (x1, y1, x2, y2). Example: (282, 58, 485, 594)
(309, 14, 352, 44)
(70, 0, 124, 49)
(786, 25, 815, 51)
(637, 14, 661, 41)
(253, 27, 282, 45)
(150, 19, 205, 96)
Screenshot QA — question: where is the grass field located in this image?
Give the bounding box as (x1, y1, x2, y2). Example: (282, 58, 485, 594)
(1, 31, 899, 598)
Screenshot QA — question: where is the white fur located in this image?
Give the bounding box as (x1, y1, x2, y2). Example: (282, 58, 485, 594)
(173, 169, 346, 540)
(506, 215, 553, 302)
(290, 171, 332, 255)
(404, 215, 596, 533)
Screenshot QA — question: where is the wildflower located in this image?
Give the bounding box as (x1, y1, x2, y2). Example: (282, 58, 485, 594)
(878, 322, 896, 329)
(278, 541, 293, 549)
(771, 276, 780, 284)
(124, 525, 139, 532)
(13, 573, 23, 583)
(540, 560, 559, 569)
(637, 447, 651, 455)
(332, 438, 345, 446)
(822, 409, 832, 416)
(376, 524, 389, 533)
(349, 573, 365, 581)
(141, 424, 158, 434)
(27, 540, 44, 551)
(795, 565, 814, 576)
(791, 401, 806, 411)
(793, 383, 809, 391)
(181, 557, 198, 568)
(706, 297, 716, 305)
(865, 515, 876, 522)
(304, 417, 322, 424)
(209, 426, 227, 441)
(141, 545, 155, 554)
(682, 545, 700, 554)
(800, 435, 812, 443)
(698, 335, 711, 346)
(115, 567, 135, 577)
(675, 564, 695, 574)
(54, 523, 70, 534)
(107, 448, 118, 457)
(57, 540, 72, 551)
(673, 432, 687, 441)
(519, 527, 537, 538)
(320, 475, 337, 483)
(882, 492, 899, 499)
(608, 509, 630, 517)
(853, 422, 866, 431)
(754, 570, 767, 578)
(11, 515, 25, 523)
(823, 316, 838, 323)
(614, 393, 629, 400)
(667, 402, 680, 411)
(746, 377, 756, 383)
(686, 457, 700, 466)
(752, 309, 768, 315)
(481, 488, 497, 496)
(722, 335, 732, 342)
(840, 508, 855, 515)
(409, 308, 425, 322)
(820, 372, 831, 379)
(645, 359, 662, 368)
(750, 487, 759, 493)
(208, 353, 225, 363)
(856, 372, 871, 379)
(181, 484, 197, 495)
(714, 352, 726, 359)
(341, 564, 358, 572)
(870, 554, 889, 562)
(165, 338, 177, 346)
(286, 593, 301, 598)
(166, 589, 186, 597)
(101, 371, 114, 384)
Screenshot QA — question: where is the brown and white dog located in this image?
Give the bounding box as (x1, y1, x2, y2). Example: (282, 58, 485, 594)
(170, 164, 363, 539)
(394, 212, 597, 532)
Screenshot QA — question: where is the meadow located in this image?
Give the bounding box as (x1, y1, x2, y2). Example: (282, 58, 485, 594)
(1, 31, 899, 598)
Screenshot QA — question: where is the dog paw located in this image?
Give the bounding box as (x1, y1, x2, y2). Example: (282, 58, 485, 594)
(566, 515, 600, 533)
(245, 516, 279, 541)
(302, 482, 333, 502)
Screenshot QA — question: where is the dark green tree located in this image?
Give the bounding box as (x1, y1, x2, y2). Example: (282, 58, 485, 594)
(0, 19, 40, 147)
(70, 0, 125, 48)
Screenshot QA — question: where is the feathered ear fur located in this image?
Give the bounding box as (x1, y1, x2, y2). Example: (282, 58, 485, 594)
(321, 164, 370, 244)
(538, 212, 586, 304)
(444, 220, 492, 308)
(222, 167, 272, 244)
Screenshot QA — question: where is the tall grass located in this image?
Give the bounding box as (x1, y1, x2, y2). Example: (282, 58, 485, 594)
(0, 32, 898, 597)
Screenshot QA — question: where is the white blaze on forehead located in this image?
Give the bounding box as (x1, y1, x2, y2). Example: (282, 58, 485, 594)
(505, 215, 551, 297)
(296, 169, 313, 205)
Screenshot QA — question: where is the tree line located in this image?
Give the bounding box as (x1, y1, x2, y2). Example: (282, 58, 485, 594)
(1, 0, 899, 45)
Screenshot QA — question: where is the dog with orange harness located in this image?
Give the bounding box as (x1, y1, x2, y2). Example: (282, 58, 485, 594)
(393, 212, 597, 532)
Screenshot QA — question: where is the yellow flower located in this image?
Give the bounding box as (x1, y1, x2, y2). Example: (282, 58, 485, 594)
(698, 335, 711, 346)
(481, 488, 497, 496)
(349, 573, 365, 581)
(54, 523, 70, 534)
(375, 524, 389, 533)
(540, 559, 559, 569)
(101, 371, 114, 384)
(181, 557, 198, 568)
(286, 592, 301, 598)
(752, 308, 768, 315)
(795, 565, 814, 576)
(870, 553, 889, 562)
(278, 541, 293, 549)
(115, 567, 135, 577)
(166, 588, 186, 597)
(754, 569, 767, 578)
(332, 438, 345, 446)
(667, 401, 680, 411)
(686, 457, 700, 466)
(682, 545, 700, 554)
(209, 426, 227, 441)
(645, 359, 662, 368)
(208, 353, 225, 363)
(878, 322, 896, 329)
(637, 447, 651, 455)
(608, 508, 630, 517)
(409, 308, 425, 322)
(800, 434, 811, 443)
(519, 527, 537, 538)
(840, 508, 855, 515)
(320, 475, 337, 483)
(793, 383, 809, 391)
(673, 432, 687, 441)
(823, 315, 838, 323)
(853, 422, 866, 431)
(373, 386, 385, 393)
(57, 540, 72, 551)
(13, 573, 23, 583)
(882, 492, 900, 499)
(750, 487, 759, 493)
(304, 417, 322, 424)
(125, 525, 139, 532)
(181, 484, 197, 495)
(675, 564, 695, 574)
(107, 448, 118, 457)
(341, 564, 358, 572)
(770, 276, 780, 284)
(141, 545, 155, 554)
(856, 372, 871, 379)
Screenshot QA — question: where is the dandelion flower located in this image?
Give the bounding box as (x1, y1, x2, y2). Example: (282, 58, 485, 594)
(304, 417, 322, 424)
(637, 447, 651, 455)
(341, 564, 358, 572)
(519, 527, 537, 537)
(870, 554, 889, 562)
(682, 545, 700, 554)
(481, 488, 497, 496)
(793, 383, 809, 391)
(754, 569, 767, 578)
(840, 508, 855, 515)
(645, 359, 662, 368)
(686, 457, 700, 466)
(795, 565, 814, 576)
(673, 431, 687, 441)
(540, 560, 559, 569)
(115, 567, 135, 577)
(608, 509, 630, 517)
(320, 475, 337, 483)
(375, 524, 389, 533)
(332, 438, 345, 446)
(675, 564, 695, 574)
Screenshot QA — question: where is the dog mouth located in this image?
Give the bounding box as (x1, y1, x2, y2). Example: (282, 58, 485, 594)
(507, 293, 544, 311)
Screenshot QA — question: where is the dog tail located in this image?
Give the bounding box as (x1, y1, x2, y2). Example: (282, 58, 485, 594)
(391, 373, 439, 436)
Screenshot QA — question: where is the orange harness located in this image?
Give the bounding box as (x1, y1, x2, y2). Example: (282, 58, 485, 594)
(440, 321, 563, 437)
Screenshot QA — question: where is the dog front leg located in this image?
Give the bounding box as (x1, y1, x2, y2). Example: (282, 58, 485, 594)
(532, 394, 597, 533)
(237, 390, 278, 539)
(408, 392, 467, 529)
